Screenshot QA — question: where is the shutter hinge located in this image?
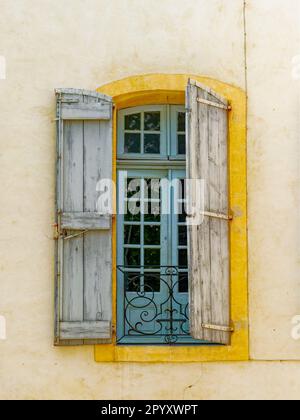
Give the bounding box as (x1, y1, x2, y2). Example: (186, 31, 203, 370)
(53, 224, 89, 241)
(202, 211, 233, 221)
(202, 323, 234, 333)
(197, 98, 232, 111)
(53, 223, 60, 240)
(63, 230, 89, 241)
(187, 211, 233, 221)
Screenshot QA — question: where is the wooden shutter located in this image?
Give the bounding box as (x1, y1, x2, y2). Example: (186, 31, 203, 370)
(55, 89, 113, 345)
(186, 80, 232, 345)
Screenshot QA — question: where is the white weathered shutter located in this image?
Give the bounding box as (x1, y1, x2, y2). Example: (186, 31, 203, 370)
(186, 80, 232, 345)
(55, 89, 113, 345)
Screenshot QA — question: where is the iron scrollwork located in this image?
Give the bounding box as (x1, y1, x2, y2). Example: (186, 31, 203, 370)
(117, 266, 190, 344)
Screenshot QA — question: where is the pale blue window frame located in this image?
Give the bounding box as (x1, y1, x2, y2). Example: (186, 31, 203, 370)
(170, 105, 187, 159)
(118, 105, 186, 161)
(116, 105, 201, 345)
(118, 105, 168, 160)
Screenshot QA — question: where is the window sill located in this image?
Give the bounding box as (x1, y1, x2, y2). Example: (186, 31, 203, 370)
(95, 327, 249, 362)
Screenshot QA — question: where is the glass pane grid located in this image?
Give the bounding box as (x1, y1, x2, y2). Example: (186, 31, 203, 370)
(144, 112, 161, 131)
(125, 133, 141, 154)
(124, 244, 141, 250)
(175, 179, 188, 290)
(118, 109, 195, 343)
(123, 110, 162, 156)
(125, 113, 141, 131)
(144, 130, 161, 135)
(124, 221, 141, 226)
(125, 198, 160, 203)
(177, 111, 186, 155)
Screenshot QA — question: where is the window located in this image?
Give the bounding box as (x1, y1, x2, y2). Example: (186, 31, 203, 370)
(117, 106, 196, 344)
(118, 105, 187, 161)
(55, 77, 248, 363)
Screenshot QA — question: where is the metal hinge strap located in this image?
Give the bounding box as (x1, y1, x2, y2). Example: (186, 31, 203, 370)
(202, 211, 233, 221)
(53, 223, 60, 240)
(202, 323, 234, 333)
(63, 230, 89, 241)
(197, 98, 232, 111)
(53, 224, 89, 241)
(187, 211, 233, 221)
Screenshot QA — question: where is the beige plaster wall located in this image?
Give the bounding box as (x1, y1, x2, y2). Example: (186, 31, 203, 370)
(0, 0, 300, 399)
(247, 0, 300, 359)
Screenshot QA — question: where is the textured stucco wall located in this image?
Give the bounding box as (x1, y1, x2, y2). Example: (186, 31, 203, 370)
(0, 0, 300, 400)
(247, 0, 300, 360)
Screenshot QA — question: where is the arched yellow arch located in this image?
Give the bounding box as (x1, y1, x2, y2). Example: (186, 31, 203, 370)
(97, 73, 243, 108)
(95, 74, 248, 362)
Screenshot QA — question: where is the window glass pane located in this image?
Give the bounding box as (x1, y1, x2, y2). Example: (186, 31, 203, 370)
(178, 112, 186, 132)
(144, 112, 160, 131)
(178, 273, 188, 293)
(144, 249, 160, 267)
(178, 134, 186, 155)
(125, 113, 141, 130)
(178, 226, 187, 246)
(144, 273, 160, 292)
(144, 134, 160, 154)
(126, 272, 141, 292)
(127, 178, 141, 198)
(144, 225, 160, 246)
(144, 211, 161, 223)
(124, 225, 141, 245)
(145, 178, 161, 200)
(125, 133, 141, 153)
(178, 249, 188, 268)
(144, 200, 161, 222)
(125, 205, 141, 222)
(127, 199, 142, 218)
(124, 248, 140, 267)
(178, 205, 187, 223)
(180, 179, 185, 198)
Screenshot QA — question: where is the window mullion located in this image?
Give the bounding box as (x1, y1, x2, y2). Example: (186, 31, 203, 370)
(141, 111, 144, 155)
(167, 104, 171, 158)
(141, 177, 145, 291)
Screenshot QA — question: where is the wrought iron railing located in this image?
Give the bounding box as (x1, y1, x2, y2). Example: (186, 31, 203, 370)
(117, 266, 191, 344)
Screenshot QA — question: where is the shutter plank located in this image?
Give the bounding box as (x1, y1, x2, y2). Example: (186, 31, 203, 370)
(61, 103, 111, 120)
(218, 104, 230, 343)
(83, 121, 112, 327)
(197, 89, 212, 342)
(61, 213, 111, 230)
(187, 80, 231, 345)
(208, 100, 228, 344)
(60, 321, 111, 340)
(62, 121, 84, 327)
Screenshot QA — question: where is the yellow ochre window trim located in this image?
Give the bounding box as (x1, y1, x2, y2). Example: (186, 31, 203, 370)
(94, 74, 249, 363)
